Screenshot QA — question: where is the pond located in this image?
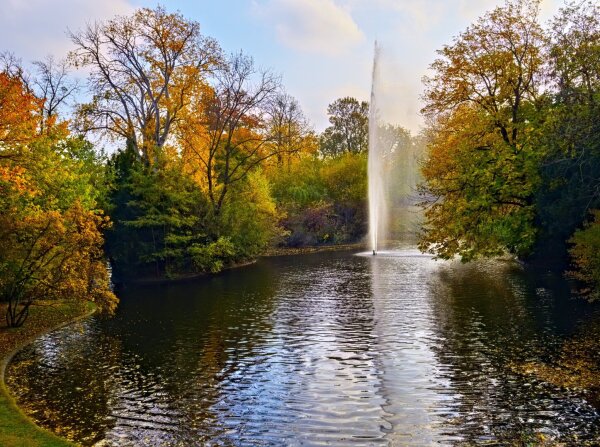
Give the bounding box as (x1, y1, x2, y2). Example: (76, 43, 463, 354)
(6, 249, 600, 445)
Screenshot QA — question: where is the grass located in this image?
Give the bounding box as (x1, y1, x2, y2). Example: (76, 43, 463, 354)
(0, 300, 95, 447)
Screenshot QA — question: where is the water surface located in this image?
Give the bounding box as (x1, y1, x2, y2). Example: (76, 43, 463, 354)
(7, 250, 600, 445)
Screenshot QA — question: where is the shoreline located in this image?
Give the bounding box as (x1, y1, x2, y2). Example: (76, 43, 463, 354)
(116, 259, 258, 286)
(262, 242, 366, 257)
(116, 243, 367, 285)
(0, 301, 96, 447)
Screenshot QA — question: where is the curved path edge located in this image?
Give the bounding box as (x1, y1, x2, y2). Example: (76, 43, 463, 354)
(0, 303, 97, 447)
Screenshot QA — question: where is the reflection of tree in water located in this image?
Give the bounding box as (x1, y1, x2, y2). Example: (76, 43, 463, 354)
(110, 261, 281, 444)
(7, 262, 281, 446)
(514, 314, 600, 409)
(426, 259, 600, 444)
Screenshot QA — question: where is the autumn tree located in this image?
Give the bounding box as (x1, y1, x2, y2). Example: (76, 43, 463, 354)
(266, 92, 315, 169)
(568, 211, 600, 301)
(104, 50, 286, 278)
(69, 6, 221, 163)
(0, 201, 116, 327)
(0, 52, 78, 137)
(0, 71, 41, 153)
(179, 52, 281, 214)
(419, 0, 547, 261)
(320, 97, 369, 157)
(0, 70, 116, 327)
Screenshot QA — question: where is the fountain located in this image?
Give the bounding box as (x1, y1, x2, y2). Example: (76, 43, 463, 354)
(368, 41, 387, 255)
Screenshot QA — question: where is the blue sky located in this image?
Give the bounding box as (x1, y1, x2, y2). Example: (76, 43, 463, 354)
(0, 0, 562, 134)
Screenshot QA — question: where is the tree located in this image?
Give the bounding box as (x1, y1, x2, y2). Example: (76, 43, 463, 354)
(179, 52, 281, 214)
(0, 70, 116, 327)
(266, 93, 314, 169)
(69, 6, 221, 163)
(549, 1, 599, 106)
(376, 123, 417, 198)
(105, 148, 209, 278)
(535, 1, 600, 263)
(319, 97, 369, 157)
(269, 149, 369, 246)
(0, 202, 117, 327)
(568, 210, 600, 301)
(0, 136, 117, 327)
(0, 51, 78, 139)
(32, 56, 79, 134)
(219, 170, 284, 258)
(419, 0, 546, 261)
(0, 71, 41, 152)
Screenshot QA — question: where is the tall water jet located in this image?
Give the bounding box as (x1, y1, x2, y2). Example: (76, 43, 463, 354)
(368, 42, 387, 255)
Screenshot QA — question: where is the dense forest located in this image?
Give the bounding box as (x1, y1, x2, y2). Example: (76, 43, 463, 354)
(1, 0, 599, 328)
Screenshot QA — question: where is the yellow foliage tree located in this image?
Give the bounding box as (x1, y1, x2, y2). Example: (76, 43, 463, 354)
(0, 70, 117, 327)
(419, 0, 547, 261)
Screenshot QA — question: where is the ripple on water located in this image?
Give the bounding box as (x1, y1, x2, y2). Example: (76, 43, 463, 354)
(6, 251, 600, 446)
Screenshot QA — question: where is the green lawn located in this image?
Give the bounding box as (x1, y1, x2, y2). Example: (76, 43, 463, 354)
(0, 301, 95, 447)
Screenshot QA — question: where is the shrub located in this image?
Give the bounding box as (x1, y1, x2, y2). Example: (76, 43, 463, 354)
(568, 210, 600, 301)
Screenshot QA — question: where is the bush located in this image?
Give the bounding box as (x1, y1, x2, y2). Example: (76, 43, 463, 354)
(220, 171, 285, 258)
(268, 153, 367, 246)
(189, 237, 236, 273)
(568, 210, 600, 301)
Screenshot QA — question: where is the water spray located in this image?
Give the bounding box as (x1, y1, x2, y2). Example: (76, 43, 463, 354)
(368, 41, 387, 256)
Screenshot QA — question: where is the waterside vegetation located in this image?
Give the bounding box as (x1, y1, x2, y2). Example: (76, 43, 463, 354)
(0, 0, 598, 323)
(419, 0, 600, 293)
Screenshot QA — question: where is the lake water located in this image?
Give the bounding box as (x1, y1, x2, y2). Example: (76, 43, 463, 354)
(6, 249, 600, 445)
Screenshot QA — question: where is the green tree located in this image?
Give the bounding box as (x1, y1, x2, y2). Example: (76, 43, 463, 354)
(269, 151, 368, 246)
(320, 97, 369, 157)
(105, 147, 210, 278)
(419, 0, 547, 261)
(219, 170, 284, 258)
(0, 72, 116, 326)
(535, 1, 600, 264)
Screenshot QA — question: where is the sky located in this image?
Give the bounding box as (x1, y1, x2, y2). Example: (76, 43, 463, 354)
(0, 0, 563, 134)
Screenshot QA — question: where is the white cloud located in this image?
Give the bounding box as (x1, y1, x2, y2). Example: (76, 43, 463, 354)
(0, 0, 134, 62)
(457, 0, 499, 22)
(356, 0, 448, 31)
(254, 0, 364, 55)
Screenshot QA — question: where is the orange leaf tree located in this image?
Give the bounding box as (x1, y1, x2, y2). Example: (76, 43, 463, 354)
(0, 70, 117, 327)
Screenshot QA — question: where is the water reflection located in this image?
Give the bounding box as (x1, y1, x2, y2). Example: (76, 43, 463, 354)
(370, 251, 452, 445)
(6, 251, 600, 445)
(426, 260, 600, 444)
